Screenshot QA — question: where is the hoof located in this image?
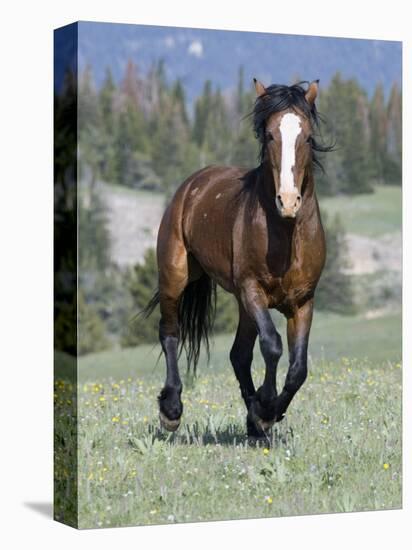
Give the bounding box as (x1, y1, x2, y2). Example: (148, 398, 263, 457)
(248, 396, 277, 434)
(255, 417, 275, 432)
(159, 411, 181, 432)
(246, 414, 271, 445)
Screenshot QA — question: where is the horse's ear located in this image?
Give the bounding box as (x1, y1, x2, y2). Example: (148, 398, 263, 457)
(253, 78, 266, 97)
(305, 79, 319, 106)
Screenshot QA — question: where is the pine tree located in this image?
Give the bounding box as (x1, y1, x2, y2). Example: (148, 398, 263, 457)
(231, 77, 259, 168)
(122, 59, 144, 108)
(202, 88, 232, 164)
(78, 190, 111, 272)
(172, 79, 189, 127)
(150, 81, 198, 196)
(341, 98, 373, 194)
(317, 74, 373, 195)
(99, 68, 116, 125)
(122, 249, 160, 346)
(192, 80, 213, 147)
(112, 61, 149, 188)
(369, 84, 387, 184)
(384, 83, 402, 185)
(78, 289, 110, 355)
(98, 68, 117, 182)
(78, 66, 106, 196)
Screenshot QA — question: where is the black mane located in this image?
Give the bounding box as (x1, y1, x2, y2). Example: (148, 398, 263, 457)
(251, 81, 334, 169)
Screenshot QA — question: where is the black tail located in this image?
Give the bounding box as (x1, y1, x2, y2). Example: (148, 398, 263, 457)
(140, 290, 160, 319)
(142, 274, 216, 373)
(178, 274, 216, 373)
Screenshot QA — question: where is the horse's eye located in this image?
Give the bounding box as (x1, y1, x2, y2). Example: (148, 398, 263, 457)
(266, 132, 274, 142)
(306, 136, 312, 144)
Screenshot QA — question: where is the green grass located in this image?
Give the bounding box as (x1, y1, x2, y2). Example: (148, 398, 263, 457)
(319, 185, 401, 237)
(53, 311, 402, 528)
(54, 357, 401, 528)
(78, 310, 401, 381)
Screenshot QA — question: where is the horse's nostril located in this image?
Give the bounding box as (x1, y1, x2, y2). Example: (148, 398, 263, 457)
(296, 194, 302, 203)
(277, 194, 283, 207)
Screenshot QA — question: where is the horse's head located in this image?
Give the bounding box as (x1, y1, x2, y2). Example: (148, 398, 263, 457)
(253, 79, 323, 219)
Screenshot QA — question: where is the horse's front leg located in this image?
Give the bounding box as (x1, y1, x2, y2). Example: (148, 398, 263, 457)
(229, 303, 259, 438)
(275, 298, 313, 421)
(241, 284, 283, 434)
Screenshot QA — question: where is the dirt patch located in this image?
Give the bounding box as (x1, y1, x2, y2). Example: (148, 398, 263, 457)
(344, 232, 401, 275)
(101, 183, 164, 267)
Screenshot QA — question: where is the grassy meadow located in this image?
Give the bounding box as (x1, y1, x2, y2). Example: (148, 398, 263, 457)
(319, 185, 401, 237)
(53, 184, 401, 528)
(54, 310, 402, 528)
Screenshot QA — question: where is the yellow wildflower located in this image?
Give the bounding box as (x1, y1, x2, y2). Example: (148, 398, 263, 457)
(263, 448, 270, 456)
(383, 463, 390, 470)
(112, 416, 120, 423)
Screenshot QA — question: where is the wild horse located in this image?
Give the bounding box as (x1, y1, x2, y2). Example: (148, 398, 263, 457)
(144, 79, 333, 439)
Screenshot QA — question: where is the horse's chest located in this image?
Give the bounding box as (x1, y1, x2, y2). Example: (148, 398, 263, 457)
(262, 256, 322, 312)
(267, 276, 311, 310)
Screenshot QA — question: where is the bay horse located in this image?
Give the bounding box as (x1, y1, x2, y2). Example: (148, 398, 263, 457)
(144, 79, 333, 440)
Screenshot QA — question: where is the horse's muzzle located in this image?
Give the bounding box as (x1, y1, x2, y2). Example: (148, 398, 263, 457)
(276, 191, 301, 218)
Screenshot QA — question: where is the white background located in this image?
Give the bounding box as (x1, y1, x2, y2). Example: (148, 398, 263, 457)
(0, 0, 409, 547)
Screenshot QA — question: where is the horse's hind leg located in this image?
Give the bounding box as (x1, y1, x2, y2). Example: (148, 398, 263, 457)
(157, 239, 189, 432)
(229, 304, 259, 437)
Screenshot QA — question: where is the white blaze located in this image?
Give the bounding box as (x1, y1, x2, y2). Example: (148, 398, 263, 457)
(279, 113, 302, 192)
